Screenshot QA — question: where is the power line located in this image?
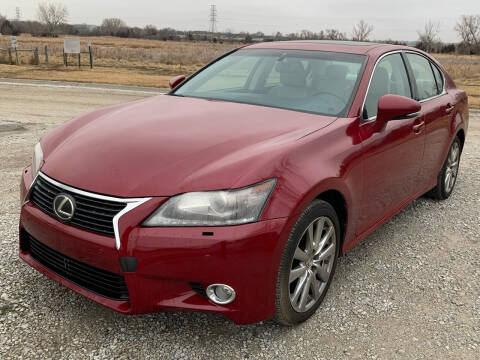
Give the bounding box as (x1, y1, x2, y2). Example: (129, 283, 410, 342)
(209, 4, 217, 40)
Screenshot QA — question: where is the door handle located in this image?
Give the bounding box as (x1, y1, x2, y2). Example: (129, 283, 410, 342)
(413, 121, 425, 134)
(445, 104, 455, 114)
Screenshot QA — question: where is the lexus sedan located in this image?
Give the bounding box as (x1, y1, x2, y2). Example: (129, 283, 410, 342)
(19, 41, 468, 325)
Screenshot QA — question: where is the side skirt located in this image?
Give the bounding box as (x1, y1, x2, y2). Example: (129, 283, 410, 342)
(342, 181, 437, 254)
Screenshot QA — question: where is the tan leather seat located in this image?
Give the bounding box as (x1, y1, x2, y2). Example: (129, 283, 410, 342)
(311, 64, 349, 100)
(269, 59, 308, 99)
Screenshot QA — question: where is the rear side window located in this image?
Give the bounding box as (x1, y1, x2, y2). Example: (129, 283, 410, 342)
(431, 64, 444, 94)
(405, 53, 438, 100)
(364, 53, 412, 119)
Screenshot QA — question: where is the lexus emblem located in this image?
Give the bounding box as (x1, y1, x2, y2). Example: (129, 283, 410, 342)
(53, 194, 76, 221)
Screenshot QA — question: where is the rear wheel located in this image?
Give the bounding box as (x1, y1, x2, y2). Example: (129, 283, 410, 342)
(428, 137, 462, 200)
(274, 200, 340, 325)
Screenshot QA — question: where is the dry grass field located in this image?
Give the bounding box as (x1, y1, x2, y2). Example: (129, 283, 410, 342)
(435, 53, 480, 108)
(0, 35, 238, 87)
(0, 35, 478, 107)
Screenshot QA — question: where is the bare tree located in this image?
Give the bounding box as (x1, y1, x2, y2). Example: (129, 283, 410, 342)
(352, 19, 374, 41)
(144, 24, 157, 36)
(301, 29, 315, 40)
(101, 18, 127, 36)
(37, 2, 68, 36)
(455, 15, 480, 53)
(274, 31, 283, 41)
(417, 21, 441, 53)
(0, 13, 9, 35)
(325, 29, 347, 41)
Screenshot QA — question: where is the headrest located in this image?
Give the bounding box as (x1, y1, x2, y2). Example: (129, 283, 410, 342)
(275, 59, 306, 87)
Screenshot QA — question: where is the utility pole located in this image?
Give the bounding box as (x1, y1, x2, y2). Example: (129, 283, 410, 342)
(209, 4, 217, 41)
(15, 7, 21, 21)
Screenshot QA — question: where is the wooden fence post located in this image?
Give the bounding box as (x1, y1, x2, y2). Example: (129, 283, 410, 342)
(89, 46, 93, 69)
(7, 48, 12, 64)
(45, 45, 48, 65)
(78, 53, 81, 68)
(15, 47, 19, 65)
(34, 47, 39, 65)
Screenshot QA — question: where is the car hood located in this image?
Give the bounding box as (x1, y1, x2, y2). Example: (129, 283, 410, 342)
(41, 95, 336, 197)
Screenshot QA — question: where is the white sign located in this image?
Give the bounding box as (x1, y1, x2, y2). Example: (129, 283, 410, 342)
(11, 36, 17, 49)
(87, 39, 92, 47)
(64, 37, 80, 54)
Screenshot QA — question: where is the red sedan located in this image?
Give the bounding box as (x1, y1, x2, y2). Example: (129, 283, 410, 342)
(19, 41, 468, 325)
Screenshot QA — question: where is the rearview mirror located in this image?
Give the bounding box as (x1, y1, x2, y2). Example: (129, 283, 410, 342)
(169, 75, 186, 90)
(376, 94, 421, 127)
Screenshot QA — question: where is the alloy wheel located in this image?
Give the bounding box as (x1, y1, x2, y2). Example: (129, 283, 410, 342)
(289, 217, 336, 312)
(445, 141, 460, 194)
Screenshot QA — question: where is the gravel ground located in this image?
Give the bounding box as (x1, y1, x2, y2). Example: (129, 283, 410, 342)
(0, 81, 479, 359)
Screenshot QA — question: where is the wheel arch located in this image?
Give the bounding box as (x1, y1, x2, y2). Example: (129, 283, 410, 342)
(315, 189, 348, 253)
(456, 128, 465, 150)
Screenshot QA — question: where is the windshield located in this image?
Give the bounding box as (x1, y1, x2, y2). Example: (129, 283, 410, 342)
(173, 49, 367, 117)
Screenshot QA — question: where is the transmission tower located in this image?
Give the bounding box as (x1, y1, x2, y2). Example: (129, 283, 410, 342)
(15, 7, 21, 21)
(209, 5, 217, 40)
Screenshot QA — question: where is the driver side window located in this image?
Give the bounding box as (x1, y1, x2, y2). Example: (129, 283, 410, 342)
(363, 53, 412, 119)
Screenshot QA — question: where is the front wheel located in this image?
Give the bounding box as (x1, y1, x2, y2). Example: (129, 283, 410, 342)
(428, 137, 462, 200)
(274, 200, 340, 325)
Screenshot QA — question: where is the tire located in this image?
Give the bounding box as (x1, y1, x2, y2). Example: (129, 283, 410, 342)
(274, 199, 340, 326)
(428, 137, 462, 200)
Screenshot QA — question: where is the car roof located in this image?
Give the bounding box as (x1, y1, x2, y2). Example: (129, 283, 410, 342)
(244, 40, 403, 55)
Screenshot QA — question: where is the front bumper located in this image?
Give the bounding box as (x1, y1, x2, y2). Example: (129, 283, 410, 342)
(19, 168, 289, 324)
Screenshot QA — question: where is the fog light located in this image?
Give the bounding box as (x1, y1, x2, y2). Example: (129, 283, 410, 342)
(206, 284, 236, 305)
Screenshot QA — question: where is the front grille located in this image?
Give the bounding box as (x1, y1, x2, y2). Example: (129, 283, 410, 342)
(23, 231, 129, 301)
(29, 175, 126, 237)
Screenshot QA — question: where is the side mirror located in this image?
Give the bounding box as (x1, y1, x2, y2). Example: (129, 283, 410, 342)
(376, 94, 421, 127)
(169, 75, 186, 90)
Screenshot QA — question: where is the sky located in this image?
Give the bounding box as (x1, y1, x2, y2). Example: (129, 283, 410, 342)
(1, 0, 478, 42)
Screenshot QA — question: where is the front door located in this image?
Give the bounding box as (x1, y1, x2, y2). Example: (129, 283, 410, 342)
(356, 52, 426, 235)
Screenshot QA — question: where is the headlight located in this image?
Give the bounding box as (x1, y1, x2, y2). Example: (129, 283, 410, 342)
(143, 179, 276, 227)
(32, 142, 44, 178)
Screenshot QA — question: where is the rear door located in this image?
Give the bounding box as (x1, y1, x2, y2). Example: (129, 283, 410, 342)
(404, 52, 454, 187)
(356, 52, 426, 235)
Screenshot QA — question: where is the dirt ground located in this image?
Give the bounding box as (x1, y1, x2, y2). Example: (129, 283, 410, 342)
(0, 80, 478, 359)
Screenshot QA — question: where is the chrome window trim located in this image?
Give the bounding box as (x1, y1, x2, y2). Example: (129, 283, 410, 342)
(419, 91, 447, 103)
(360, 49, 447, 123)
(35, 172, 152, 250)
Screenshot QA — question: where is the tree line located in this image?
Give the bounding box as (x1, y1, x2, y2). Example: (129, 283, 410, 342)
(0, 3, 479, 54)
